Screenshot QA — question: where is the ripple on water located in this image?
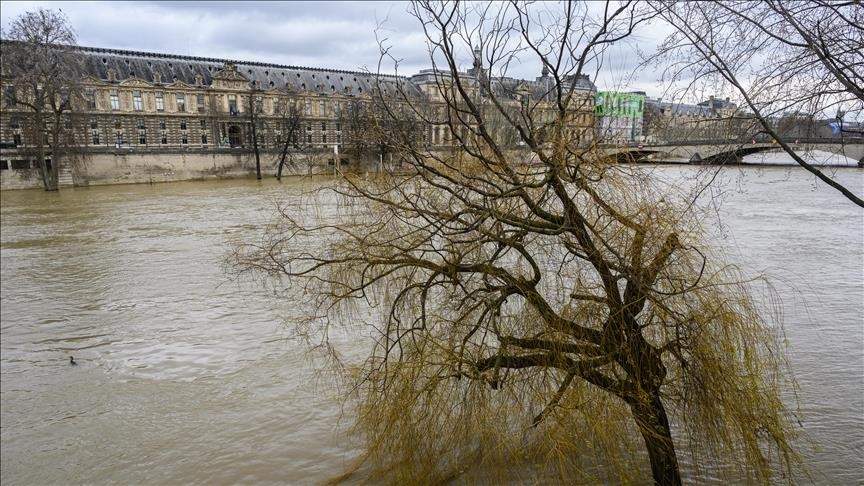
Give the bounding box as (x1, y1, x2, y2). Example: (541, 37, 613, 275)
(1, 172, 862, 485)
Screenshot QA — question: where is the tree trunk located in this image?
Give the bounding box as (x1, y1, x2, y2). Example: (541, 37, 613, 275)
(276, 137, 290, 181)
(49, 118, 61, 191)
(629, 393, 682, 486)
(251, 121, 262, 180)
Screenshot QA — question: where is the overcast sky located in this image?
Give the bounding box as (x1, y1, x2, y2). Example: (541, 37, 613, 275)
(0, 1, 672, 96)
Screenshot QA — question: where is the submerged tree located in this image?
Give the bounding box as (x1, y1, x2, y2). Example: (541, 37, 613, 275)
(232, 1, 802, 484)
(3, 8, 80, 191)
(650, 0, 864, 206)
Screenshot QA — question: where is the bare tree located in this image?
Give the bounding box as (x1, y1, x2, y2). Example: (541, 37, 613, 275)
(3, 8, 80, 191)
(245, 85, 264, 180)
(232, 2, 802, 484)
(273, 101, 304, 180)
(651, 0, 864, 206)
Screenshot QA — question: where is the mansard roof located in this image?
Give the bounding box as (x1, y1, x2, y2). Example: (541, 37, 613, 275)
(66, 45, 418, 96)
(1, 40, 595, 102)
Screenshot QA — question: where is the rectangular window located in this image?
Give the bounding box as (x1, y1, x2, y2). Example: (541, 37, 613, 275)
(333, 101, 340, 116)
(322, 133, 327, 143)
(155, 92, 164, 112)
(137, 119, 145, 129)
(161, 132, 167, 144)
(90, 119, 98, 130)
(201, 133, 208, 145)
(200, 119, 206, 129)
(11, 160, 29, 170)
(197, 94, 205, 113)
(13, 133, 21, 146)
(110, 90, 120, 111)
(138, 129, 146, 145)
(181, 133, 188, 145)
(304, 100, 311, 115)
(85, 89, 96, 110)
(321, 123, 326, 132)
(335, 123, 341, 133)
(176, 93, 186, 112)
(92, 130, 100, 145)
(159, 120, 166, 130)
(180, 120, 187, 130)
(319, 100, 326, 116)
(306, 125, 312, 143)
(133, 90, 143, 111)
(228, 95, 237, 115)
(4, 86, 15, 107)
(0, 160, 7, 170)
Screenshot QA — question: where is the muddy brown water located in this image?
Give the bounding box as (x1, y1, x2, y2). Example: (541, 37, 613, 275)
(1, 162, 862, 484)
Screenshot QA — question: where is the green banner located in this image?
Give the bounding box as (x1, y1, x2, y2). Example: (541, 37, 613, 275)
(595, 91, 644, 117)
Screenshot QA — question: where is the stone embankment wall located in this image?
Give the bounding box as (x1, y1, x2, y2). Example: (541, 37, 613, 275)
(0, 151, 331, 190)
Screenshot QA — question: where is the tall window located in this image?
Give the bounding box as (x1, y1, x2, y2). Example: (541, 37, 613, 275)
(155, 92, 164, 112)
(321, 123, 327, 132)
(181, 133, 188, 145)
(201, 133, 208, 145)
(180, 120, 187, 130)
(85, 89, 96, 110)
(319, 100, 326, 116)
(138, 129, 147, 145)
(197, 94, 205, 113)
(306, 125, 312, 143)
(304, 100, 311, 115)
(228, 95, 237, 115)
(110, 90, 120, 111)
(132, 90, 143, 111)
(333, 101, 341, 116)
(90, 120, 100, 145)
(176, 93, 186, 112)
(4, 86, 15, 107)
(200, 119, 206, 129)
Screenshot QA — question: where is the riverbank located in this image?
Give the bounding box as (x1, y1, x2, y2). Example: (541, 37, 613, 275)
(2, 148, 859, 191)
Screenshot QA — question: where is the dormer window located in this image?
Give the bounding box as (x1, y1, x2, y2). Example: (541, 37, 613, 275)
(195, 74, 203, 85)
(153, 72, 162, 84)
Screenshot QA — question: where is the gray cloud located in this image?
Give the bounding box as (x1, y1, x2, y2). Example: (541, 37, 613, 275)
(1, 0, 670, 93)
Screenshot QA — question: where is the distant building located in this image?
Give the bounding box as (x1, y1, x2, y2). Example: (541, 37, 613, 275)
(594, 91, 644, 143)
(0, 42, 597, 185)
(643, 95, 742, 142)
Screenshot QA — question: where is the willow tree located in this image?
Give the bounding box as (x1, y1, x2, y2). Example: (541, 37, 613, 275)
(232, 1, 802, 484)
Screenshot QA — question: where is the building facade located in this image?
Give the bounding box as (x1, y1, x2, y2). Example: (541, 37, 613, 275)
(0, 43, 599, 188)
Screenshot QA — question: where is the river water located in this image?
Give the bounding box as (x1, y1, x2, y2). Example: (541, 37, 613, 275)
(1, 161, 862, 485)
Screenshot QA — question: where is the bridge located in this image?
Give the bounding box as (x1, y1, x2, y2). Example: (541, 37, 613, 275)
(600, 138, 864, 166)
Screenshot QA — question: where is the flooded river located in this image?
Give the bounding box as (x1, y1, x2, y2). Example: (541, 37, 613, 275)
(1, 164, 862, 484)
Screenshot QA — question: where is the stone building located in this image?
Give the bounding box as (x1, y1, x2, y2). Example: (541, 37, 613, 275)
(0, 43, 597, 188)
(643, 95, 743, 143)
